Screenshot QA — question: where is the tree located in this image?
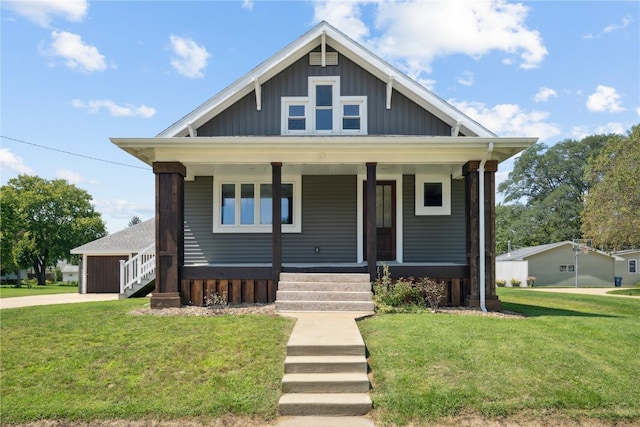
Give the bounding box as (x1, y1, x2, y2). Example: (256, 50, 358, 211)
(496, 134, 611, 252)
(582, 125, 640, 249)
(128, 215, 142, 227)
(1, 175, 107, 285)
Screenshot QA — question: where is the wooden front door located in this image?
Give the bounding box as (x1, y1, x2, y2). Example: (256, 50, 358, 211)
(364, 181, 396, 261)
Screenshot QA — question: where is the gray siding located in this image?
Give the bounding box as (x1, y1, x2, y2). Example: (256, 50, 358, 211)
(284, 175, 358, 263)
(184, 175, 357, 265)
(197, 46, 451, 137)
(528, 247, 614, 287)
(403, 175, 466, 263)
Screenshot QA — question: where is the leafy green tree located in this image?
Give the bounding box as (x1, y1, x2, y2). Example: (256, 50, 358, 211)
(582, 125, 640, 249)
(497, 134, 611, 251)
(1, 175, 107, 285)
(128, 215, 142, 227)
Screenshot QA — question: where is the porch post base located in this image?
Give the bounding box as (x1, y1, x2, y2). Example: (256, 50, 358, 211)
(465, 295, 502, 311)
(150, 292, 181, 309)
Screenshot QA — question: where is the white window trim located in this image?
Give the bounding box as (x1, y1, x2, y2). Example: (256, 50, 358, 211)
(281, 97, 308, 135)
(629, 259, 638, 274)
(281, 76, 367, 135)
(415, 174, 451, 216)
(213, 175, 302, 233)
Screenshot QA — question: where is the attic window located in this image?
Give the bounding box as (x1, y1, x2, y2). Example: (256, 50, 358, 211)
(281, 76, 367, 135)
(309, 52, 338, 66)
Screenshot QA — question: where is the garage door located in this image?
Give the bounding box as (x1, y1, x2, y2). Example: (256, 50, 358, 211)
(86, 256, 127, 293)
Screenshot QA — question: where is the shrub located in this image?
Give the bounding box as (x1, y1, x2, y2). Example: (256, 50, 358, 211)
(205, 290, 228, 307)
(510, 278, 522, 287)
(496, 280, 507, 287)
(526, 276, 537, 287)
(372, 263, 446, 313)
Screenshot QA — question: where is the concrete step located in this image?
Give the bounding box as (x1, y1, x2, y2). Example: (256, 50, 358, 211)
(280, 273, 370, 283)
(276, 300, 375, 313)
(277, 290, 372, 302)
(279, 393, 372, 416)
(278, 281, 372, 292)
(282, 373, 370, 393)
(287, 343, 364, 357)
(285, 355, 368, 374)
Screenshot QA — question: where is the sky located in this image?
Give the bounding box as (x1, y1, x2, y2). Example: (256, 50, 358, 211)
(1, 0, 639, 234)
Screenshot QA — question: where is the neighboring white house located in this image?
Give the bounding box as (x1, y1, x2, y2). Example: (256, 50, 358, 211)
(496, 241, 623, 287)
(613, 249, 640, 286)
(61, 264, 79, 283)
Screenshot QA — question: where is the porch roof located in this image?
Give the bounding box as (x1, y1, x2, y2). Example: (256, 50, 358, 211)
(111, 135, 537, 178)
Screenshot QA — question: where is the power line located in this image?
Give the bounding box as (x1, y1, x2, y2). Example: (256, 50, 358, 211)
(1, 135, 151, 171)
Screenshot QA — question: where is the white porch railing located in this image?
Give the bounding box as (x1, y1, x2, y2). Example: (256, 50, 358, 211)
(119, 244, 156, 294)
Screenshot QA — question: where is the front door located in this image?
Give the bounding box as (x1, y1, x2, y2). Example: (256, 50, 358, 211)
(364, 181, 396, 261)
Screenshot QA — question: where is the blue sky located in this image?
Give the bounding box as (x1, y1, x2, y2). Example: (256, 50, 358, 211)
(2, 0, 638, 233)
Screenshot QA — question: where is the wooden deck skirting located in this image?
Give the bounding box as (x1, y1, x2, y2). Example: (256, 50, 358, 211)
(179, 276, 468, 307)
(180, 279, 276, 306)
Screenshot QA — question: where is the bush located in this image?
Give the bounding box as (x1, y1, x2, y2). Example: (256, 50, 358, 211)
(372, 264, 446, 313)
(496, 280, 507, 287)
(510, 278, 522, 287)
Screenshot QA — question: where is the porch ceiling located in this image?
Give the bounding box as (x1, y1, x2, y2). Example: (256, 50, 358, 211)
(111, 136, 537, 173)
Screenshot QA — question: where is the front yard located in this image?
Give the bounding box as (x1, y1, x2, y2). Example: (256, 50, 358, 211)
(1, 289, 638, 426)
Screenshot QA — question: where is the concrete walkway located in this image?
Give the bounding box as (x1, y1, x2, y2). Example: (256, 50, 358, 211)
(276, 311, 375, 427)
(0, 293, 120, 309)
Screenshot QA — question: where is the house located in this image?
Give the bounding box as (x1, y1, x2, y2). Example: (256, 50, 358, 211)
(61, 264, 79, 283)
(71, 219, 154, 294)
(613, 249, 640, 286)
(111, 21, 537, 310)
(496, 241, 623, 287)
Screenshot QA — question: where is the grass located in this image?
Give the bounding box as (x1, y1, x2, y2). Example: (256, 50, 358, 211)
(359, 288, 640, 426)
(607, 288, 640, 296)
(0, 282, 79, 298)
(0, 299, 295, 424)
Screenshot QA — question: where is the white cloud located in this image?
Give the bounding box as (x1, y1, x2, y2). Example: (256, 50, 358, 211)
(584, 15, 633, 39)
(44, 31, 106, 74)
(637, 106, 640, 117)
(0, 148, 33, 175)
(367, 0, 547, 79)
(169, 35, 210, 79)
(457, 71, 475, 86)
(313, 0, 370, 41)
(94, 199, 154, 220)
(72, 99, 156, 118)
(586, 85, 624, 113)
(2, 0, 88, 27)
(55, 169, 97, 185)
(241, 0, 253, 11)
(534, 87, 558, 103)
(452, 100, 561, 142)
(571, 122, 626, 139)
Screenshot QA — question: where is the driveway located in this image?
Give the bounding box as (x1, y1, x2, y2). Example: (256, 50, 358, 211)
(0, 293, 120, 309)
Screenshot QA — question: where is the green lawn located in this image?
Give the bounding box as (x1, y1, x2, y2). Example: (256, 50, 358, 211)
(0, 282, 79, 298)
(359, 288, 640, 426)
(608, 288, 640, 296)
(0, 299, 295, 424)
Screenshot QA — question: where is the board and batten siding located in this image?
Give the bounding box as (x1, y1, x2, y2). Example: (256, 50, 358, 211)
(402, 175, 466, 264)
(184, 175, 358, 265)
(196, 46, 451, 137)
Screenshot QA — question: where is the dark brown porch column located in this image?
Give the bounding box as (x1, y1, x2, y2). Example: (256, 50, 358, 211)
(366, 163, 377, 280)
(272, 163, 282, 288)
(463, 160, 501, 310)
(151, 161, 185, 309)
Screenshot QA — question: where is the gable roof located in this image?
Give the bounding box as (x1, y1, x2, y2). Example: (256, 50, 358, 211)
(497, 241, 623, 261)
(71, 219, 154, 255)
(158, 21, 494, 139)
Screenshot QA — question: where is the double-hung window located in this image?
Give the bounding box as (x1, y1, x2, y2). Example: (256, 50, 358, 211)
(281, 76, 367, 134)
(214, 177, 301, 233)
(629, 259, 638, 274)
